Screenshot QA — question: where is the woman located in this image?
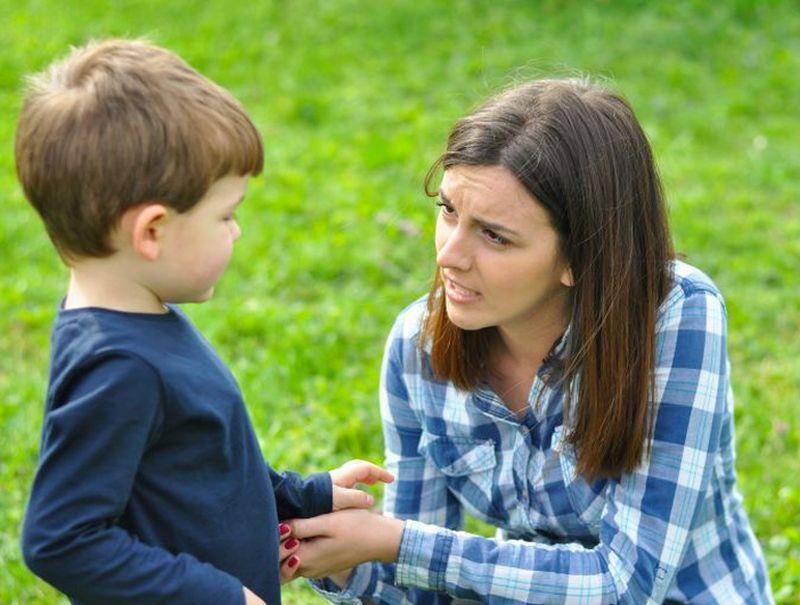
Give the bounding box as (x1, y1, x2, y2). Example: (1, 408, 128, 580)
(289, 79, 773, 604)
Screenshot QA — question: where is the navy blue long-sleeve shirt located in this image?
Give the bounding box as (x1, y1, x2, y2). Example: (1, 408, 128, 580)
(22, 305, 332, 605)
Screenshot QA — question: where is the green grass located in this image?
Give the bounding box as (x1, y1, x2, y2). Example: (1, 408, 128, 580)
(1, 1, 798, 603)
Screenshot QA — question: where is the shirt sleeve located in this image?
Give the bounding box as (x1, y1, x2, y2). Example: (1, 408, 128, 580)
(21, 353, 245, 605)
(270, 467, 333, 519)
(320, 287, 732, 603)
(311, 314, 460, 604)
(391, 287, 732, 604)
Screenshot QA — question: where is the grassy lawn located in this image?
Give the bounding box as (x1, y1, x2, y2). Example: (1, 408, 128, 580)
(1, 1, 797, 602)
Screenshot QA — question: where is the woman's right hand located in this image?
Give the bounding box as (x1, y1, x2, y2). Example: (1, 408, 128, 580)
(288, 509, 404, 579)
(278, 522, 301, 584)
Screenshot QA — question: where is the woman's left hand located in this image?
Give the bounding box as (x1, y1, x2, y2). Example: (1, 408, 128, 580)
(288, 509, 404, 579)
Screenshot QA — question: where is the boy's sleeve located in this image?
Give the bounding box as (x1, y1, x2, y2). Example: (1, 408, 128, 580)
(21, 354, 245, 605)
(269, 467, 333, 519)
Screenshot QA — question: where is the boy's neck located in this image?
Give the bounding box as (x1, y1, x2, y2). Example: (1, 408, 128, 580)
(65, 259, 167, 314)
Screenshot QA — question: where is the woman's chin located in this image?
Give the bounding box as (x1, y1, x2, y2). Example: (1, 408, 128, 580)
(445, 305, 490, 331)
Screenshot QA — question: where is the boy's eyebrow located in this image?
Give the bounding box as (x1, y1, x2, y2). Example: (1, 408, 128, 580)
(227, 195, 246, 209)
(439, 191, 521, 238)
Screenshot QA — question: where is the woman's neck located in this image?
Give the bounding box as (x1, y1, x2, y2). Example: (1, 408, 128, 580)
(485, 298, 570, 416)
(493, 297, 571, 371)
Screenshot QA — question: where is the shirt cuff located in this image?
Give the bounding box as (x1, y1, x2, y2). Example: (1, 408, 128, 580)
(309, 563, 376, 603)
(395, 519, 455, 593)
(305, 471, 334, 516)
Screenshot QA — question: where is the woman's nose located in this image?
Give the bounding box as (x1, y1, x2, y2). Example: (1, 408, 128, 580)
(436, 227, 471, 272)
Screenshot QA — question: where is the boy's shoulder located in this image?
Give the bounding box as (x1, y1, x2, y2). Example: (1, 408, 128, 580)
(53, 304, 188, 350)
(49, 305, 199, 384)
(46, 304, 237, 416)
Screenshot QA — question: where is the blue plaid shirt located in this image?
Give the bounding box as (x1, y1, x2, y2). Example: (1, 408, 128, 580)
(314, 261, 772, 604)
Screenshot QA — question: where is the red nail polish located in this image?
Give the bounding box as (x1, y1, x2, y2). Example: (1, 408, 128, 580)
(285, 537, 299, 549)
(279, 523, 290, 536)
(288, 555, 299, 568)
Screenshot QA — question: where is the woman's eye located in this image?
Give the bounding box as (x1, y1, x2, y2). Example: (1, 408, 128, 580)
(435, 201, 455, 215)
(483, 229, 509, 246)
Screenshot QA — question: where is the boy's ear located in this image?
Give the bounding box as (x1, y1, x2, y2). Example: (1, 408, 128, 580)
(122, 204, 169, 261)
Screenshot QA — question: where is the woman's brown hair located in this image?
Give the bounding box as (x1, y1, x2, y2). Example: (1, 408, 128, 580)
(421, 79, 674, 480)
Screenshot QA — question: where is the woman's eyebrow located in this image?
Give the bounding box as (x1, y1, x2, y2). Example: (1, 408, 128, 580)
(440, 191, 521, 238)
(476, 218, 520, 238)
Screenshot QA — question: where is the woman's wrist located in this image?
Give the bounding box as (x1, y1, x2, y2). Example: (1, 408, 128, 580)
(370, 515, 404, 563)
(329, 568, 353, 588)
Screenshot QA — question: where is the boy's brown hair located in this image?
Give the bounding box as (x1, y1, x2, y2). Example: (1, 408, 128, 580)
(15, 39, 263, 261)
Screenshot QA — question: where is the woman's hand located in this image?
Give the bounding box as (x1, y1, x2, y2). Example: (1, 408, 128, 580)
(289, 509, 404, 579)
(278, 522, 301, 584)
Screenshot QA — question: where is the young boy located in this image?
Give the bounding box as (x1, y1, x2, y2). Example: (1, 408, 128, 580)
(17, 39, 391, 605)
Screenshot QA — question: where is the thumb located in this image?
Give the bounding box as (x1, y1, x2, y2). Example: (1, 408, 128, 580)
(332, 486, 374, 511)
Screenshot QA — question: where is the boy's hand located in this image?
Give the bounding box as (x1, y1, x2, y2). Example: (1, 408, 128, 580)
(329, 460, 394, 511)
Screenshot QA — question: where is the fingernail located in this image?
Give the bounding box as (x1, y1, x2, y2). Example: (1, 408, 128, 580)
(285, 537, 299, 549)
(279, 523, 290, 536)
(288, 555, 299, 568)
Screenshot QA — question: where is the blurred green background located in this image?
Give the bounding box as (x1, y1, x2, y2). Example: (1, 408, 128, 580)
(1, 1, 798, 603)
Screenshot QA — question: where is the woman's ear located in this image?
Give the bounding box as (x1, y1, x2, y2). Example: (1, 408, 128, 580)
(121, 204, 169, 261)
(560, 265, 574, 288)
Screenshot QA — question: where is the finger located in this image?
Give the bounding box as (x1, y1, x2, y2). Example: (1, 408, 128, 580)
(280, 554, 300, 584)
(278, 522, 292, 539)
(332, 486, 374, 511)
(289, 515, 331, 540)
(333, 463, 393, 488)
(356, 464, 395, 485)
(279, 536, 300, 562)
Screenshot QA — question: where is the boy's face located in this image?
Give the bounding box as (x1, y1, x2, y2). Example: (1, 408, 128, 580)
(157, 174, 248, 303)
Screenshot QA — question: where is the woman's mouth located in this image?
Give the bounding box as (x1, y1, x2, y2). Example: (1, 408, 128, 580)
(444, 277, 482, 303)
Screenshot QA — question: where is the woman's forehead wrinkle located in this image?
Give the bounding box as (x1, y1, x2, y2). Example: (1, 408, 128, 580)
(445, 168, 548, 231)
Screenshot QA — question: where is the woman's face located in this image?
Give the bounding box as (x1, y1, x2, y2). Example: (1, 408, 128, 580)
(435, 165, 572, 335)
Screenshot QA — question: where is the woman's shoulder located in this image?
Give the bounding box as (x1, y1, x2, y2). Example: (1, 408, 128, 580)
(388, 294, 429, 342)
(668, 259, 723, 297)
(657, 259, 727, 328)
(382, 295, 433, 378)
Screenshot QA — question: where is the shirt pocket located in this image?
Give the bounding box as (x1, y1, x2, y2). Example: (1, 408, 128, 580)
(551, 425, 605, 531)
(423, 435, 499, 521)
(426, 435, 496, 475)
